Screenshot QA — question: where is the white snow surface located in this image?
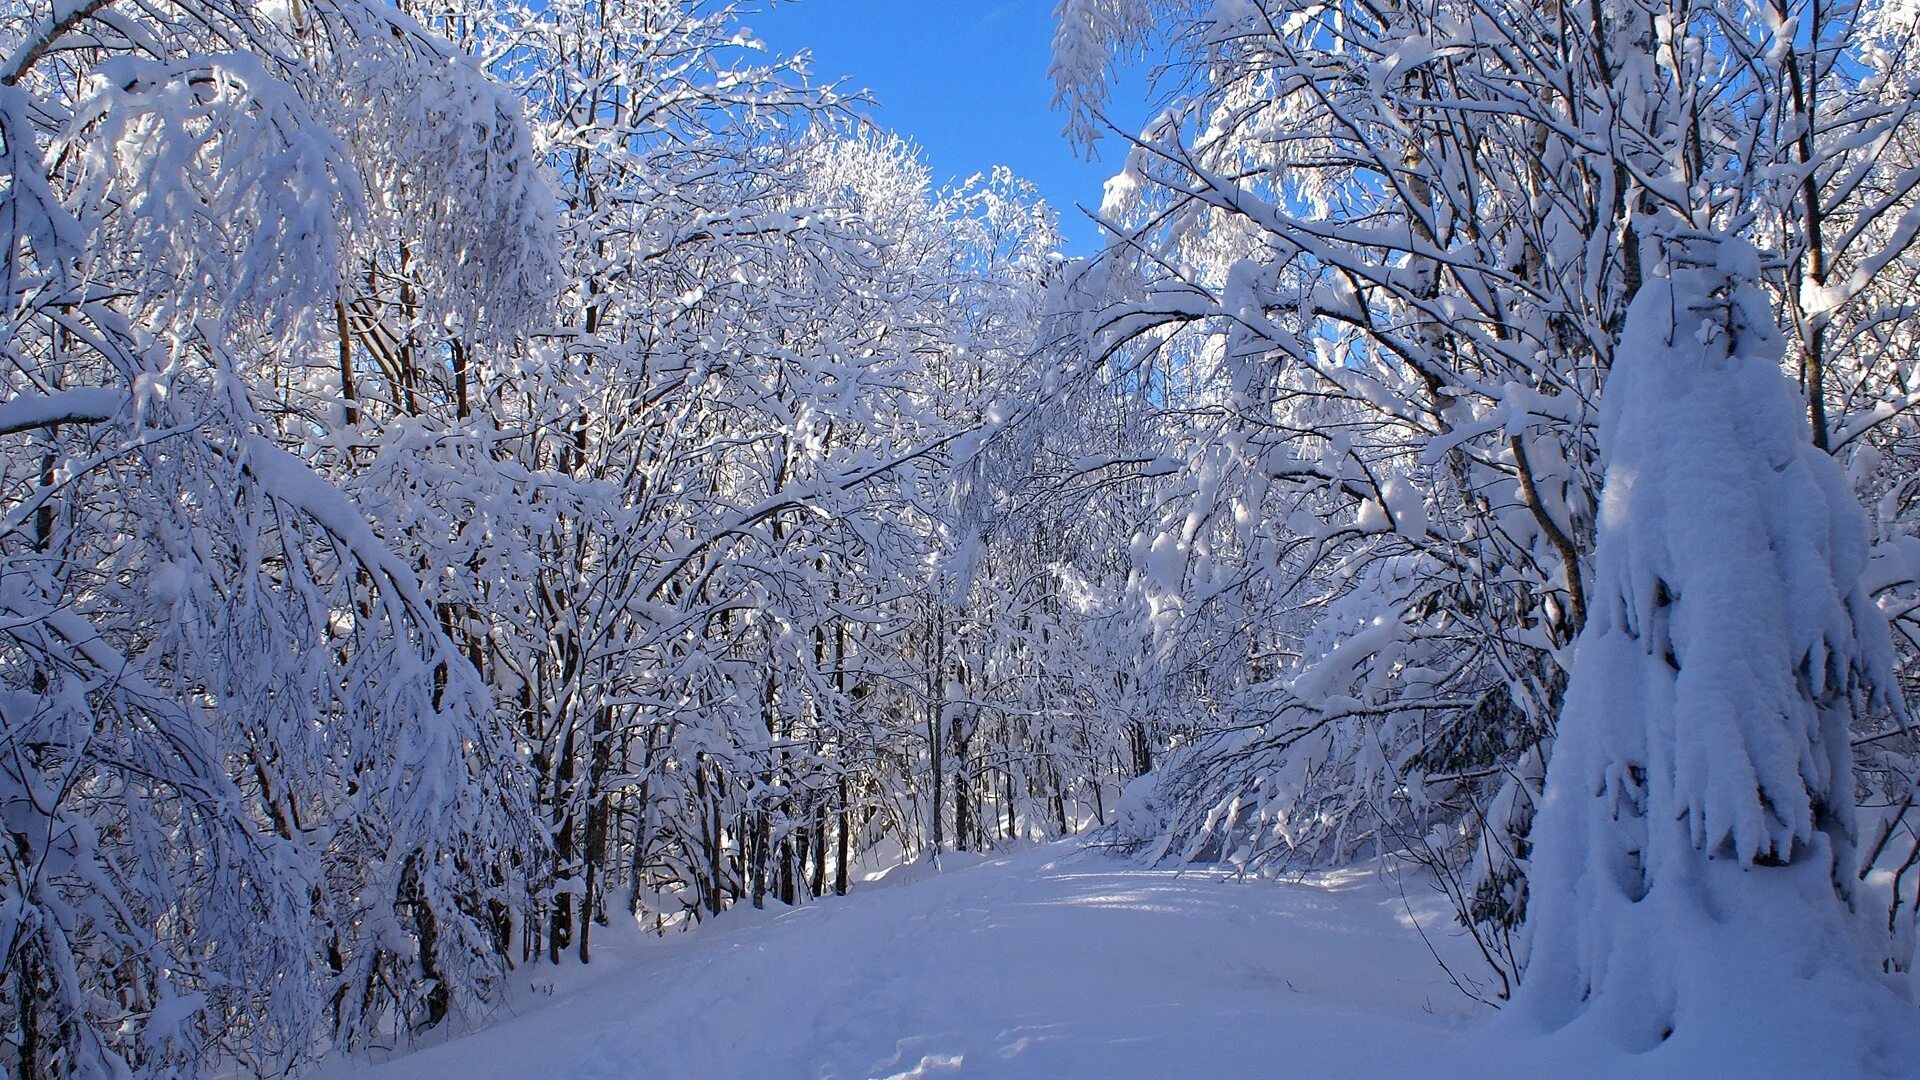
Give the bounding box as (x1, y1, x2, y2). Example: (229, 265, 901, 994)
(312, 841, 1893, 1080)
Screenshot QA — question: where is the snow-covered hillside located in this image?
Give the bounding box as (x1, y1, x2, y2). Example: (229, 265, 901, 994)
(318, 843, 1901, 1080)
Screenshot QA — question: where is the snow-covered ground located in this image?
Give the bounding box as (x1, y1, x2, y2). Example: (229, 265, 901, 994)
(315, 843, 1902, 1079)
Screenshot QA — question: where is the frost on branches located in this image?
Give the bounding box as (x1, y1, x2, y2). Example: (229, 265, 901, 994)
(1519, 239, 1916, 1068)
(1046, 0, 1920, 1008)
(1, 2, 548, 1076)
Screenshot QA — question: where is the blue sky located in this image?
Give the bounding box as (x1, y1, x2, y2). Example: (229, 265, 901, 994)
(745, 1, 1147, 252)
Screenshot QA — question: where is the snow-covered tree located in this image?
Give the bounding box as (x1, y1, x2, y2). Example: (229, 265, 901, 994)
(1519, 237, 1914, 1065)
(1047, 0, 1920, 995)
(0, 1, 551, 1074)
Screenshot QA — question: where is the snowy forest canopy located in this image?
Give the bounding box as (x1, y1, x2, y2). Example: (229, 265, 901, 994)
(5, 0, 1920, 1076)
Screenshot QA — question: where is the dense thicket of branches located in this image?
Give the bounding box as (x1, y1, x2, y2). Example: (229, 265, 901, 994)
(0, 2, 1144, 1075)
(4, 0, 1920, 1074)
(1051, 0, 1920, 1021)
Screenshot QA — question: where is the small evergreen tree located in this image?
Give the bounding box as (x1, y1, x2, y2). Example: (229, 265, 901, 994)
(1519, 238, 1915, 1069)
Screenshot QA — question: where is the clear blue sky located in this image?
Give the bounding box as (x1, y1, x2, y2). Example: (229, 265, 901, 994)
(744, 0, 1146, 253)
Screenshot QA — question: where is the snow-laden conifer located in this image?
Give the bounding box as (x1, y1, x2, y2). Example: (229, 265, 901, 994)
(1520, 237, 1915, 1067)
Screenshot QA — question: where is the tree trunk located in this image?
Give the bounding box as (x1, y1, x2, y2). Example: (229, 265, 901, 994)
(836, 777, 852, 896)
(579, 703, 616, 964)
(549, 722, 576, 965)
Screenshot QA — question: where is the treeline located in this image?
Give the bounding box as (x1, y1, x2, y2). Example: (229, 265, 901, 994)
(1, 2, 1154, 1076)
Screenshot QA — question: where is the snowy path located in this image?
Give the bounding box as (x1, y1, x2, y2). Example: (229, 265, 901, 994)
(324, 844, 1530, 1079)
(319, 843, 1920, 1079)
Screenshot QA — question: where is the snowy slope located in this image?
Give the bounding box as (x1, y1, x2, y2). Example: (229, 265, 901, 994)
(314, 844, 1899, 1079)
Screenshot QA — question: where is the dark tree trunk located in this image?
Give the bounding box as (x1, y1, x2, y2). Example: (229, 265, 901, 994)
(335, 300, 359, 427)
(1129, 721, 1153, 777)
(402, 853, 450, 1029)
(836, 777, 852, 896)
(927, 617, 944, 853)
(550, 723, 578, 964)
(1004, 769, 1017, 842)
(778, 832, 797, 906)
(580, 704, 617, 964)
(811, 802, 828, 898)
(13, 935, 45, 1080)
(953, 719, 972, 852)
